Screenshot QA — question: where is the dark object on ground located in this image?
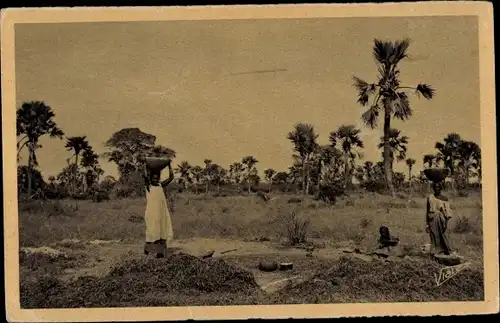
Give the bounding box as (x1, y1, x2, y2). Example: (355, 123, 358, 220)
(279, 262, 293, 271)
(92, 190, 110, 203)
(259, 260, 279, 272)
(378, 225, 400, 249)
(145, 157, 171, 172)
(200, 250, 215, 259)
(316, 185, 346, 204)
(423, 168, 450, 183)
(434, 254, 462, 266)
(156, 253, 164, 258)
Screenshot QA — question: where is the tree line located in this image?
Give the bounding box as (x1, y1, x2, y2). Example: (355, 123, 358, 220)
(16, 38, 481, 201)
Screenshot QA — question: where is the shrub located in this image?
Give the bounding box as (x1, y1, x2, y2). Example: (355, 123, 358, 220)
(279, 209, 310, 246)
(452, 215, 471, 234)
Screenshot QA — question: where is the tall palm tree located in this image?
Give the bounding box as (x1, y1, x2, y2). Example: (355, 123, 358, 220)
(287, 123, 319, 195)
(175, 161, 192, 191)
(435, 133, 462, 189)
(458, 140, 481, 185)
(314, 145, 342, 190)
(190, 165, 204, 194)
(81, 146, 103, 191)
(203, 159, 212, 193)
(242, 156, 258, 193)
(378, 128, 408, 170)
(405, 158, 416, 183)
(405, 158, 416, 195)
(353, 38, 435, 197)
(330, 125, 364, 190)
(264, 168, 276, 192)
(65, 136, 90, 194)
(16, 101, 65, 198)
(229, 162, 245, 192)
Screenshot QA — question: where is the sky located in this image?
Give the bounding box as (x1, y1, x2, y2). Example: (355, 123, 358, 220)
(15, 16, 480, 180)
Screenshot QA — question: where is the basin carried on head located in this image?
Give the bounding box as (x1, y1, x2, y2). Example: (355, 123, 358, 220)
(423, 168, 449, 183)
(145, 157, 171, 172)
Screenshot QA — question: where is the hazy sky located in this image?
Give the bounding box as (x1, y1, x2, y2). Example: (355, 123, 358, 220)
(15, 16, 480, 179)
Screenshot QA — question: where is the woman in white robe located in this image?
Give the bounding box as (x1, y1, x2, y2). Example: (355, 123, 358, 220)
(143, 162, 174, 258)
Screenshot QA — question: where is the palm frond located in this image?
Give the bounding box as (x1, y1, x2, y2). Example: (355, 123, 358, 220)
(391, 38, 411, 65)
(361, 105, 380, 129)
(373, 39, 393, 65)
(415, 84, 435, 99)
(392, 92, 412, 120)
(352, 76, 377, 106)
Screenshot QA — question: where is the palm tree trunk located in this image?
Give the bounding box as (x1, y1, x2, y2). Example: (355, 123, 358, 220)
(383, 110, 396, 197)
(317, 161, 322, 192)
(73, 153, 79, 195)
(27, 141, 34, 199)
(344, 153, 349, 190)
(301, 158, 306, 195)
(305, 161, 311, 195)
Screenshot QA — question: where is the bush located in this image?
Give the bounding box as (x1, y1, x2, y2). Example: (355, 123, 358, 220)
(453, 215, 471, 234)
(279, 209, 310, 246)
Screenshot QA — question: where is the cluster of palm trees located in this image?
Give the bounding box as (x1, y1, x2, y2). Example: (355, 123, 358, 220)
(16, 38, 481, 200)
(17, 101, 104, 198)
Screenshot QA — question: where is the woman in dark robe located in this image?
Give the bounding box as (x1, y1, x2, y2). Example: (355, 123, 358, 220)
(426, 181, 454, 256)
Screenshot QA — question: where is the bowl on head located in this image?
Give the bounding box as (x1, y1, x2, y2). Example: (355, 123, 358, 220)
(423, 168, 449, 183)
(145, 157, 171, 172)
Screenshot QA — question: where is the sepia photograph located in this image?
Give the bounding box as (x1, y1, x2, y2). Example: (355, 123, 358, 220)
(2, 2, 498, 322)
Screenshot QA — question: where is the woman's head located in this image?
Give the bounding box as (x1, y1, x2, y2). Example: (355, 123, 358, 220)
(432, 181, 444, 195)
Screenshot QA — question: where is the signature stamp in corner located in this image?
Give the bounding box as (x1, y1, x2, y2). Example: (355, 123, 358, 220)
(434, 262, 472, 287)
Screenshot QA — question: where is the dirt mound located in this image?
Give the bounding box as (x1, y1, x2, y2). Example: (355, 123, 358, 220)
(21, 252, 263, 308)
(266, 256, 484, 304)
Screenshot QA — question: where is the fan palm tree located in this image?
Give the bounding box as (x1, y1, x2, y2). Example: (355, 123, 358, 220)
(457, 140, 481, 185)
(435, 133, 462, 189)
(16, 101, 65, 198)
(81, 147, 103, 191)
(175, 161, 192, 191)
(378, 128, 408, 170)
(353, 38, 435, 197)
(242, 156, 258, 193)
(190, 165, 204, 194)
(203, 159, 213, 193)
(229, 162, 245, 192)
(287, 123, 319, 195)
(264, 168, 276, 192)
(314, 145, 342, 191)
(65, 136, 90, 194)
(330, 124, 364, 190)
(405, 158, 416, 184)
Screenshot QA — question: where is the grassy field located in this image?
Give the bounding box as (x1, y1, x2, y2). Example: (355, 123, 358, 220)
(18, 190, 484, 307)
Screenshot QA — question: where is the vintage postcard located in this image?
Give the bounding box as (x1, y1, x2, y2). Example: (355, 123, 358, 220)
(2, 2, 498, 322)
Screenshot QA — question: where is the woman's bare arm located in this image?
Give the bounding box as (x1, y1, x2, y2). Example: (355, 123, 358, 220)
(161, 164, 174, 187)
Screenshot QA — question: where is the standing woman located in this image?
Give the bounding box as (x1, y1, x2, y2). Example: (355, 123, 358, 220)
(425, 180, 454, 257)
(143, 158, 175, 258)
